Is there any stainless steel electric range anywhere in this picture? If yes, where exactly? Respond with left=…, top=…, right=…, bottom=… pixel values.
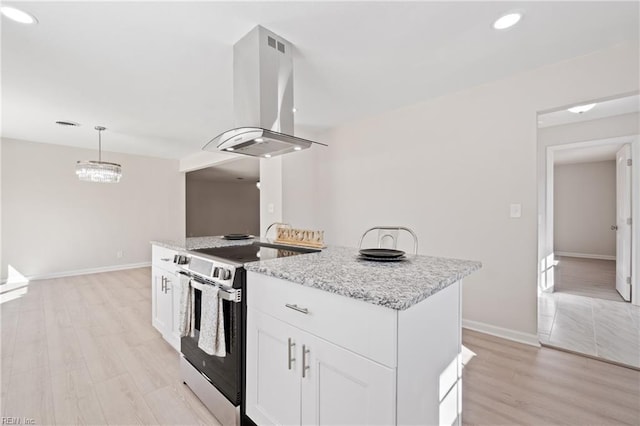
left=175, top=241, right=318, bottom=425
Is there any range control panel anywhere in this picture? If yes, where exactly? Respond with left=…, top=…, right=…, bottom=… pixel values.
left=175, top=254, right=236, bottom=286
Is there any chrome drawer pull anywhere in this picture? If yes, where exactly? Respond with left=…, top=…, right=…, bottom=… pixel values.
left=287, top=338, right=296, bottom=370
left=285, top=304, right=309, bottom=314
left=302, top=345, right=310, bottom=378
left=160, top=257, right=172, bottom=261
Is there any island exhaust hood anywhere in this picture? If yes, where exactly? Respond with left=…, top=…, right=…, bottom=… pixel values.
left=203, top=26, right=326, bottom=157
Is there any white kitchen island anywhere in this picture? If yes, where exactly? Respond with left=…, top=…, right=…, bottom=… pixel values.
left=244, top=247, right=481, bottom=426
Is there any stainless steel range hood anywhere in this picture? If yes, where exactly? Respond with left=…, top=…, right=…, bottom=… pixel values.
left=203, top=26, right=326, bottom=157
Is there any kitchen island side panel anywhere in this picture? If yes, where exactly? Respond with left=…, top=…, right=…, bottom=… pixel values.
left=396, top=281, right=462, bottom=425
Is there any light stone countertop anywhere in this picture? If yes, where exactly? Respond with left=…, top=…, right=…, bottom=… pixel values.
left=244, top=246, right=481, bottom=310
left=151, top=237, right=481, bottom=310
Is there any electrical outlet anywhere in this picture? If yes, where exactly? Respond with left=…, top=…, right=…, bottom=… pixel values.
left=116, top=250, right=124, bottom=258
left=510, top=204, right=522, bottom=218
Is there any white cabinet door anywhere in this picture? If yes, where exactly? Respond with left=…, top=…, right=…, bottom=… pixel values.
left=164, top=270, right=180, bottom=350
left=152, top=266, right=173, bottom=337
left=300, top=332, right=396, bottom=426
left=246, top=309, right=302, bottom=426
left=151, top=245, right=181, bottom=351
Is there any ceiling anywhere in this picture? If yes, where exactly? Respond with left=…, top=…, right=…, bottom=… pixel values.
left=186, top=157, right=260, bottom=182
left=2, top=1, right=638, bottom=159
left=539, top=94, right=640, bottom=128
left=553, top=143, right=624, bottom=165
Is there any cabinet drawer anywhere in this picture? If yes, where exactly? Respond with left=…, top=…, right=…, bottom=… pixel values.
left=247, top=272, right=397, bottom=368
left=152, top=245, right=178, bottom=271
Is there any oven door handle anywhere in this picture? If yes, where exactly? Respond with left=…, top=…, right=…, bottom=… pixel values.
left=180, top=272, right=242, bottom=303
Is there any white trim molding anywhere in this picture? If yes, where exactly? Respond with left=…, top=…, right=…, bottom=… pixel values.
left=462, top=319, right=541, bottom=347
left=1, top=262, right=151, bottom=284
left=555, top=251, right=616, bottom=261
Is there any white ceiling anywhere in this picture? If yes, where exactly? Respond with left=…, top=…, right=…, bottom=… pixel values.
left=539, top=94, right=640, bottom=128
left=2, top=1, right=638, bottom=159
left=553, top=144, right=623, bottom=165
left=186, top=157, right=260, bottom=182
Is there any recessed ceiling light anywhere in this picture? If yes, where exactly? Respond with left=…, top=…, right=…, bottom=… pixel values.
left=567, top=103, right=596, bottom=114
left=264, top=154, right=271, bottom=158
left=255, top=138, right=264, bottom=143
left=1, top=6, right=38, bottom=24
left=226, top=147, right=235, bottom=151
left=293, top=146, right=302, bottom=151
left=292, top=108, right=297, bottom=113
left=56, top=120, right=80, bottom=127
left=493, top=12, right=522, bottom=30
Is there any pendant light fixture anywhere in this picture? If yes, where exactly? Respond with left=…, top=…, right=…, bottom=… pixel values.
left=76, top=126, right=122, bottom=183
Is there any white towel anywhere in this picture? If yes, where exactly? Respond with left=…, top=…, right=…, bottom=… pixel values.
left=197, top=284, right=226, bottom=357
left=179, top=273, right=193, bottom=337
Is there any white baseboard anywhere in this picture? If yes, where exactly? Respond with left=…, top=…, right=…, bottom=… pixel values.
left=555, top=251, right=615, bottom=261
left=462, top=319, right=541, bottom=347
left=1, top=262, right=151, bottom=284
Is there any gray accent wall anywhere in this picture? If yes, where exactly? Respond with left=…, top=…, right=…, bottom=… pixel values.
left=186, top=178, right=259, bottom=237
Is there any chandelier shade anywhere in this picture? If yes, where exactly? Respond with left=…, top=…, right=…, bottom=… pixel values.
left=76, top=160, right=122, bottom=183
left=76, top=126, right=122, bottom=183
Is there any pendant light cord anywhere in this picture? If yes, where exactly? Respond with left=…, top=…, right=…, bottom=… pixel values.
left=98, top=128, right=102, bottom=162
left=95, top=125, right=106, bottom=162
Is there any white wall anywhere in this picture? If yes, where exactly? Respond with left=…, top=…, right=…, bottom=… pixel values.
left=186, top=178, right=259, bottom=237
left=260, top=157, right=283, bottom=237
left=1, top=138, right=184, bottom=280
left=554, top=161, right=616, bottom=257
left=281, top=42, right=639, bottom=339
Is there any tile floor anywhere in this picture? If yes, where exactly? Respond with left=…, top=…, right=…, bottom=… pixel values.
left=538, top=258, right=640, bottom=368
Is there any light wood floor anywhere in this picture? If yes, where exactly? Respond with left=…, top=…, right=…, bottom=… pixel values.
left=2, top=268, right=639, bottom=425
left=462, top=329, right=640, bottom=425
left=1, top=268, right=221, bottom=425
left=554, top=256, right=622, bottom=302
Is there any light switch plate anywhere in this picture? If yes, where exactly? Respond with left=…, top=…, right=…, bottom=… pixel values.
left=510, top=203, right=522, bottom=218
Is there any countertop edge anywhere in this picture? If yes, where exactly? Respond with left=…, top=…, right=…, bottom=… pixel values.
left=245, top=259, right=481, bottom=311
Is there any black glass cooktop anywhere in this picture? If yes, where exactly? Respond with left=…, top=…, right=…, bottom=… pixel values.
left=193, top=242, right=318, bottom=264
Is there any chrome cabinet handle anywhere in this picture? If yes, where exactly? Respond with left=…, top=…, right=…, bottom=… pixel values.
left=285, top=304, right=309, bottom=315
left=302, top=345, right=310, bottom=378
left=287, top=338, right=296, bottom=370
left=161, top=257, right=172, bottom=262
left=164, top=277, right=171, bottom=293
left=161, top=276, right=166, bottom=292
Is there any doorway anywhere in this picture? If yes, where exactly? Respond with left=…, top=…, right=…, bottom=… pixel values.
left=553, top=151, right=621, bottom=302
left=536, top=94, right=640, bottom=368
